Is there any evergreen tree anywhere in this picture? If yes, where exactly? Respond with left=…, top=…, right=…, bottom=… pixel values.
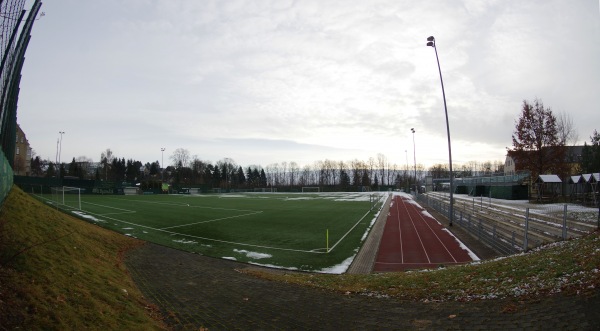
left=581, top=130, right=600, bottom=173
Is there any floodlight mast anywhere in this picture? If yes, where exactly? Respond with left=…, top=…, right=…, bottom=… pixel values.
left=426, top=36, right=454, bottom=226
left=411, top=128, right=417, bottom=196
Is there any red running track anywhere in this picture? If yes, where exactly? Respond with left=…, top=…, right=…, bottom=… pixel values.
left=374, top=194, right=477, bottom=272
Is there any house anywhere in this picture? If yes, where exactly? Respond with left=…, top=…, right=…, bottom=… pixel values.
left=13, top=124, right=32, bottom=176
left=504, top=146, right=584, bottom=177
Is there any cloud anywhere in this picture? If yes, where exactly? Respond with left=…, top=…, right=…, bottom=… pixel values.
left=17, top=0, right=600, bottom=169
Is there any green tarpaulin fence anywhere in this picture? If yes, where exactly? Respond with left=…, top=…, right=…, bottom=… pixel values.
left=0, top=150, right=14, bottom=204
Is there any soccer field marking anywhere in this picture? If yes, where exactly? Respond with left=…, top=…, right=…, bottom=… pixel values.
left=82, top=201, right=137, bottom=216
left=325, top=209, right=373, bottom=252
left=160, top=210, right=264, bottom=230
left=34, top=192, right=386, bottom=257
left=72, top=208, right=329, bottom=254
left=106, top=197, right=258, bottom=213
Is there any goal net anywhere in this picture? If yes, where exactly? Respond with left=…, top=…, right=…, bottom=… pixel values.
left=51, top=186, right=82, bottom=210
left=301, top=187, right=320, bottom=193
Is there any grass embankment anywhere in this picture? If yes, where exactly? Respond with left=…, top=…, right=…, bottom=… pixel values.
left=0, top=187, right=165, bottom=330
left=246, top=230, right=600, bottom=303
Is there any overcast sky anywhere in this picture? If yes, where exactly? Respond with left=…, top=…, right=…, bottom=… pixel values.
left=17, top=0, right=600, bottom=169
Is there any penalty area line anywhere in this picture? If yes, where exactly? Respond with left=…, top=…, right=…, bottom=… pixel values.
left=70, top=209, right=325, bottom=254
left=160, top=210, right=264, bottom=230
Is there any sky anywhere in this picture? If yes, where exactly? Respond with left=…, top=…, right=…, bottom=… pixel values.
left=16, top=0, right=600, bottom=170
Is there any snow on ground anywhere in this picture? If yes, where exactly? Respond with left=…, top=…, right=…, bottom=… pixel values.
left=174, top=239, right=198, bottom=244
left=71, top=211, right=105, bottom=223
left=441, top=228, right=481, bottom=261
left=233, top=249, right=272, bottom=260
left=317, top=256, right=356, bottom=274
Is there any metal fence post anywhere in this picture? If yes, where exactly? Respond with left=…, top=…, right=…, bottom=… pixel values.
left=562, top=204, right=567, bottom=240
left=511, top=231, right=516, bottom=253
left=524, top=207, right=530, bottom=251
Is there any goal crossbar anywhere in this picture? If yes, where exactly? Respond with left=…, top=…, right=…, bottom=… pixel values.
left=51, top=186, right=82, bottom=210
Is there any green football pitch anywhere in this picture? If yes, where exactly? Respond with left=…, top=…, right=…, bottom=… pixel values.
left=37, top=192, right=386, bottom=273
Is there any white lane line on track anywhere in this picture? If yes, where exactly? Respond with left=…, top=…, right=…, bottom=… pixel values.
left=411, top=201, right=459, bottom=263
left=400, top=197, right=431, bottom=264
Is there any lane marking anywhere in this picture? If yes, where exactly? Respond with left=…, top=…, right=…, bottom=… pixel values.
left=400, top=197, right=431, bottom=264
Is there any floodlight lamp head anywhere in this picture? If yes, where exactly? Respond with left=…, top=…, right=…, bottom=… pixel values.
left=426, top=36, right=435, bottom=47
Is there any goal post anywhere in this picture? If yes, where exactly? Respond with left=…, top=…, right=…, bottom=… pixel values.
left=51, top=186, right=82, bottom=210
left=301, top=187, right=320, bottom=193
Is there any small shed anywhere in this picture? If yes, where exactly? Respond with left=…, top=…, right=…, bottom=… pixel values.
left=581, top=174, right=599, bottom=206
left=594, top=173, right=600, bottom=206
left=534, top=174, right=562, bottom=202
left=568, top=175, right=583, bottom=202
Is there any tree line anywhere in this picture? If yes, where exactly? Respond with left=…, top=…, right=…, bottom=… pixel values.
left=24, top=97, right=599, bottom=190
left=26, top=147, right=506, bottom=191
left=507, top=98, right=599, bottom=179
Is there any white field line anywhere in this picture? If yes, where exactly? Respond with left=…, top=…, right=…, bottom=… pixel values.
left=326, top=209, right=373, bottom=253
left=106, top=197, right=258, bottom=213
left=160, top=210, right=264, bottom=230
left=83, top=201, right=137, bottom=216
left=70, top=208, right=327, bottom=254
left=38, top=193, right=382, bottom=255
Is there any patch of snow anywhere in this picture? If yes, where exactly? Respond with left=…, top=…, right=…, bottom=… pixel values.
left=222, top=256, right=237, bottom=261
left=174, top=239, right=198, bottom=244
left=72, top=211, right=104, bottom=222
left=247, top=262, right=299, bottom=271
left=441, top=228, right=481, bottom=261
left=317, top=255, right=355, bottom=274
left=234, top=249, right=272, bottom=259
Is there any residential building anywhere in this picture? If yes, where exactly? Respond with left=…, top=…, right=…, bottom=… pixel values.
left=14, top=124, right=32, bottom=176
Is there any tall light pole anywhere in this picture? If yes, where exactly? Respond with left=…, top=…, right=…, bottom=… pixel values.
left=161, top=147, right=165, bottom=181
left=58, top=131, right=65, bottom=178
left=427, top=35, right=453, bottom=226
left=405, top=149, right=409, bottom=192
left=411, top=128, right=417, bottom=195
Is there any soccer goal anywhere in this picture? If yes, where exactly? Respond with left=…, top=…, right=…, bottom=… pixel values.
left=301, top=187, right=320, bottom=193
left=51, top=186, right=82, bottom=210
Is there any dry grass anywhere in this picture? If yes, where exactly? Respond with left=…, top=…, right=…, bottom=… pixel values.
left=0, top=187, right=165, bottom=330
left=244, top=230, right=600, bottom=302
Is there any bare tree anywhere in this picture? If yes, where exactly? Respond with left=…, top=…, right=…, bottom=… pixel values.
left=170, top=148, right=191, bottom=169
left=100, top=148, right=114, bottom=180
left=377, top=153, right=387, bottom=186
left=289, top=161, right=299, bottom=187
left=556, top=111, right=578, bottom=146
